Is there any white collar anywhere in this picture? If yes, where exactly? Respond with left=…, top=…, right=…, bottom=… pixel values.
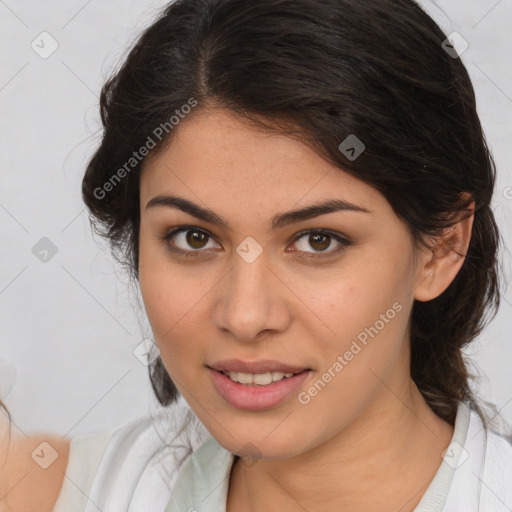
left=165, top=401, right=512, bottom=511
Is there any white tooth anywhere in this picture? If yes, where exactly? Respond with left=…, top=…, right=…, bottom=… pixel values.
left=224, top=370, right=296, bottom=385
left=271, top=371, right=285, bottom=381
left=253, top=372, right=273, bottom=385
left=236, top=372, right=254, bottom=384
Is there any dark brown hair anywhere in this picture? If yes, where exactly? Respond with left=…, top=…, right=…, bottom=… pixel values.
left=82, top=0, right=502, bottom=427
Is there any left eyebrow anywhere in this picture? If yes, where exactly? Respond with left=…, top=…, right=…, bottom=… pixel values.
left=145, top=194, right=372, bottom=232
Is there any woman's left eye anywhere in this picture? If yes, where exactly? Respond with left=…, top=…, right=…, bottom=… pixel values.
left=159, top=226, right=350, bottom=259
left=289, top=229, right=350, bottom=258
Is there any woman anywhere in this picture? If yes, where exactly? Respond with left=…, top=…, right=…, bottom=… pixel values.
left=1, top=0, right=511, bottom=510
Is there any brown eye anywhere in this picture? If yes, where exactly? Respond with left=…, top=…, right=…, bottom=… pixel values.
left=185, top=230, right=209, bottom=249
left=290, top=229, right=350, bottom=259
left=308, top=233, right=331, bottom=251
left=160, top=226, right=220, bottom=257
left=159, top=226, right=350, bottom=260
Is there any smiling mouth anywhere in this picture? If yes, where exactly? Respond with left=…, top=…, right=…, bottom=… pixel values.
left=207, top=366, right=312, bottom=411
left=219, top=369, right=307, bottom=386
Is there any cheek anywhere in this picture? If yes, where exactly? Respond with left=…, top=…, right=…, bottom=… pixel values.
left=320, top=259, right=408, bottom=340
left=139, top=273, right=204, bottom=388
left=139, top=236, right=181, bottom=347
left=299, top=286, right=409, bottom=436
left=313, top=251, right=412, bottom=385
left=138, top=235, right=209, bottom=376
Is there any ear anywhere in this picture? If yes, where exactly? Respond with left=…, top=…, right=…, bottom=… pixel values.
left=414, top=195, right=475, bottom=302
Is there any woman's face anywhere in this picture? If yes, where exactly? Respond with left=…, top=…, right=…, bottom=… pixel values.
left=138, top=108, right=427, bottom=458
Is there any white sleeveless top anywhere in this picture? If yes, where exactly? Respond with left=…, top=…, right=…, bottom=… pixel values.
left=52, top=396, right=512, bottom=512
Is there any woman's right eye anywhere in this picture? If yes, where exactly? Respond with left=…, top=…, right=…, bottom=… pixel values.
left=159, top=226, right=220, bottom=257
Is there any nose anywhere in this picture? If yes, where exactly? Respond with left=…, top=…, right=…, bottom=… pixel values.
left=212, top=249, right=291, bottom=343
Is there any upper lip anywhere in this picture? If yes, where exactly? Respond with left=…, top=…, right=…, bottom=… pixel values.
left=208, top=359, right=309, bottom=374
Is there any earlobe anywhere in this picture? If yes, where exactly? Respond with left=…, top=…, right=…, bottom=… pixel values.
left=414, top=199, right=475, bottom=303
left=413, top=250, right=437, bottom=302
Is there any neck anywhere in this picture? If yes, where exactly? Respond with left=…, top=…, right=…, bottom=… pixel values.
left=227, top=380, right=454, bottom=512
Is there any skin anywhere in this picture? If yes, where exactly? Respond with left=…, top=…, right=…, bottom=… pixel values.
left=0, top=415, right=70, bottom=512
left=0, top=107, right=474, bottom=512
left=137, top=107, right=474, bottom=512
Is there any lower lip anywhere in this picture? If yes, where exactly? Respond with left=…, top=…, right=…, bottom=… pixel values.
left=208, top=367, right=311, bottom=411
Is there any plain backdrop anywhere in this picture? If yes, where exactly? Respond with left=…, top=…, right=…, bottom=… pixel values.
left=1, top=0, right=511, bottom=438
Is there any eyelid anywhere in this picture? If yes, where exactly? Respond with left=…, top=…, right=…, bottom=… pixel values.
left=288, top=228, right=351, bottom=258
left=159, top=225, right=351, bottom=258
left=158, top=225, right=221, bottom=256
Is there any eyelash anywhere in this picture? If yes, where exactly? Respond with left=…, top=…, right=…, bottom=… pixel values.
left=158, top=225, right=351, bottom=260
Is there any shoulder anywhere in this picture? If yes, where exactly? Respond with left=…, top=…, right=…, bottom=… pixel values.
left=1, top=400, right=210, bottom=512
left=466, top=408, right=512, bottom=510
left=57, top=399, right=211, bottom=511
left=484, top=427, right=512, bottom=467
left=0, top=429, right=70, bottom=512
left=466, top=407, right=512, bottom=471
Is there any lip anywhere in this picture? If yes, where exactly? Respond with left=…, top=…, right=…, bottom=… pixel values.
left=208, top=367, right=311, bottom=411
left=207, top=358, right=309, bottom=374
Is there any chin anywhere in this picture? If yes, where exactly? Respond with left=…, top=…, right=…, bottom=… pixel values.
left=207, top=421, right=306, bottom=461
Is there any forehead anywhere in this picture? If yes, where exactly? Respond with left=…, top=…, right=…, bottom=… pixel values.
left=139, top=109, right=387, bottom=218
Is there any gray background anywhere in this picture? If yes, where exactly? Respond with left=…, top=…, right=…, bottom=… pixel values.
left=1, top=0, right=511, bottom=438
